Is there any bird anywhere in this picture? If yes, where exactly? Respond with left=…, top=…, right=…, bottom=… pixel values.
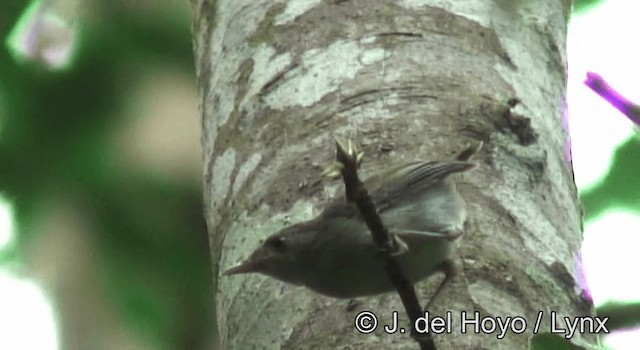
left=224, top=142, right=480, bottom=304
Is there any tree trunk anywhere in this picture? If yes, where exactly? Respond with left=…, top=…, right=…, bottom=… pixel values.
left=191, top=0, right=596, bottom=348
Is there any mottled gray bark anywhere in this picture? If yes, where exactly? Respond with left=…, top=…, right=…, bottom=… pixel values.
left=191, top=0, right=596, bottom=349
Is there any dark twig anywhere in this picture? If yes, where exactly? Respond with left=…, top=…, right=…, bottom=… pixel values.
left=584, top=72, right=640, bottom=126
left=334, top=140, right=436, bottom=350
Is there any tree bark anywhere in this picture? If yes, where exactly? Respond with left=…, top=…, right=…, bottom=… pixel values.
left=191, top=0, right=596, bottom=348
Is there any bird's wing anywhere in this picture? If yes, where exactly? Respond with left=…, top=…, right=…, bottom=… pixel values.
left=372, top=161, right=475, bottom=212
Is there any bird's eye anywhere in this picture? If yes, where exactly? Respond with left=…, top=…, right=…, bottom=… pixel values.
left=266, top=236, right=286, bottom=251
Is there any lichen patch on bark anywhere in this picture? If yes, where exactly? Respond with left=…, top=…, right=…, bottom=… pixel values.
left=262, top=40, right=386, bottom=109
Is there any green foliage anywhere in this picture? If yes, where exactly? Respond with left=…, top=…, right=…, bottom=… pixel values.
left=580, top=137, right=640, bottom=220
left=597, top=301, right=640, bottom=332
left=529, top=333, right=595, bottom=350
left=574, top=0, right=606, bottom=14
left=0, top=1, right=212, bottom=349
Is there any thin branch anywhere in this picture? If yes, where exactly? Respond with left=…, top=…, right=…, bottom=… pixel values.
left=334, top=140, right=436, bottom=350
left=584, top=72, right=640, bottom=126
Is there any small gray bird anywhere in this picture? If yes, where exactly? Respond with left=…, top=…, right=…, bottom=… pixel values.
left=224, top=144, right=479, bottom=301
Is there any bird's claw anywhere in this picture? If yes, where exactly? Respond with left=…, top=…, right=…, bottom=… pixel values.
left=335, top=137, right=365, bottom=168
left=322, top=161, right=344, bottom=178
left=386, top=233, right=409, bottom=256
left=325, top=137, right=365, bottom=178
left=445, top=230, right=463, bottom=241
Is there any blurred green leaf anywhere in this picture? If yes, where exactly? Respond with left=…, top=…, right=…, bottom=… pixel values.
left=0, top=0, right=212, bottom=349
left=597, top=301, right=640, bottom=332
left=580, top=136, right=640, bottom=221
left=574, top=0, right=606, bottom=14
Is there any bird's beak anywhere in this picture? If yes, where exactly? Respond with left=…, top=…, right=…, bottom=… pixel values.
left=222, top=259, right=262, bottom=276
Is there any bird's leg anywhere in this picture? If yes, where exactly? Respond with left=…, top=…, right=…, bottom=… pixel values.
left=391, top=229, right=463, bottom=240
left=384, top=228, right=462, bottom=256
left=445, top=230, right=463, bottom=241
left=424, top=259, right=456, bottom=311
left=388, top=233, right=409, bottom=256
left=374, top=233, right=409, bottom=257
